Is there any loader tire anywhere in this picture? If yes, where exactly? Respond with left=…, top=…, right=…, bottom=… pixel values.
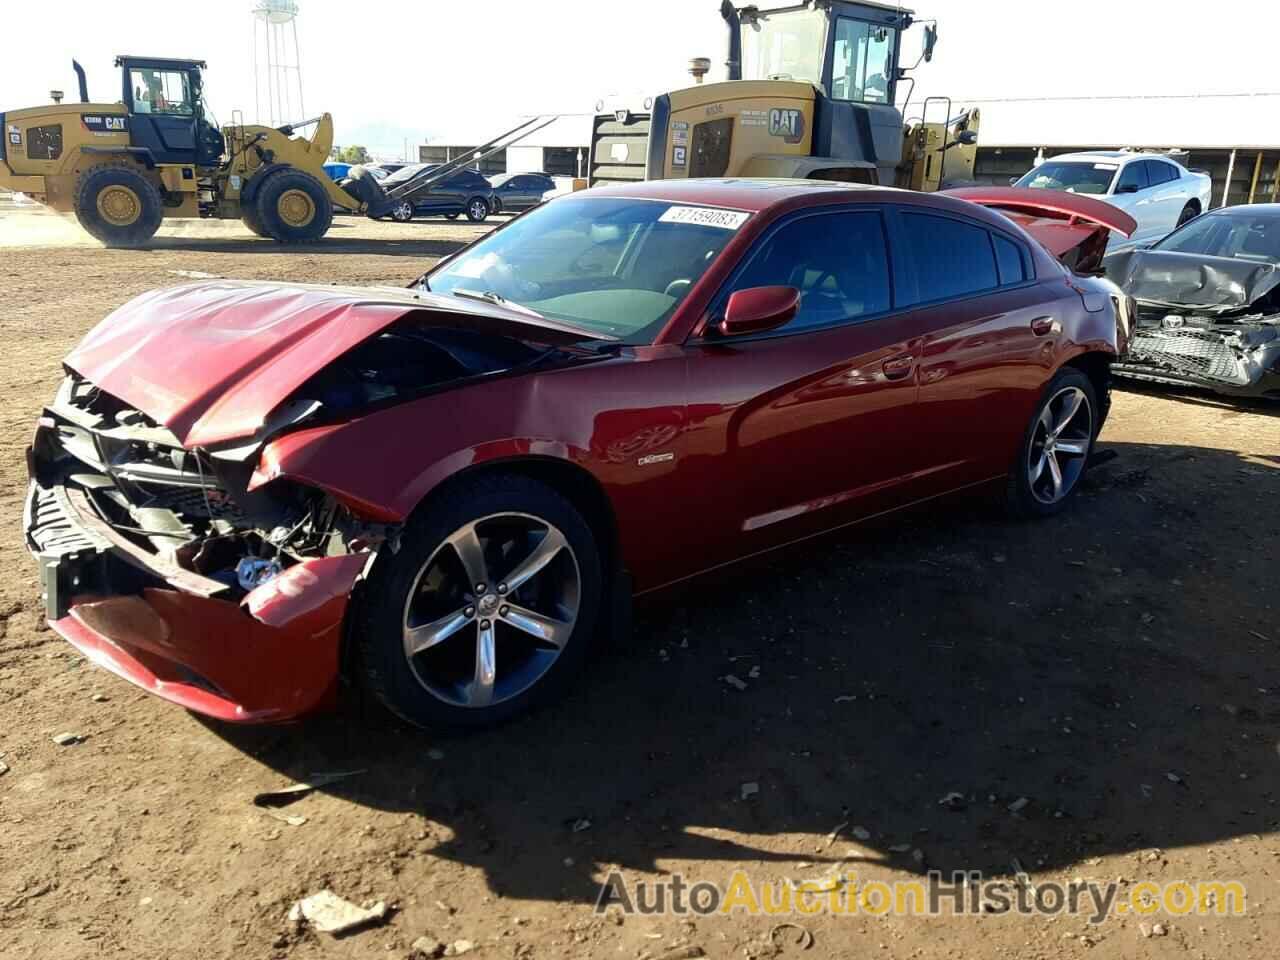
left=74, top=165, right=164, bottom=248
left=240, top=205, right=270, bottom=238
left=255, top=169, right=333, bottom=243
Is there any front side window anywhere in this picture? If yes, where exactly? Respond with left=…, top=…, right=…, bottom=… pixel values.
left=130, top=69, right=193, bottom=116
left=728, top=211, right=891, bottom=332
left=900, top=213, right=999, bottom=303
left=831, top=18, right=896, bottom=103
left=428, top=197, right=744, bottom=343
left=740, top=7, right=828, bottom=85
left=1015, top=161, right=1117, bottom=196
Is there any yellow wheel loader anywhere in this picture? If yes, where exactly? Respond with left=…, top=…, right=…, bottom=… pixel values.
left=0, top=56, right=365, bottom=246
left=589, top=1, right=979, bottom=192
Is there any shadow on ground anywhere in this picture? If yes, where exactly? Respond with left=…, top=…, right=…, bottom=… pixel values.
left=207, top=439, right=1280, bottom=905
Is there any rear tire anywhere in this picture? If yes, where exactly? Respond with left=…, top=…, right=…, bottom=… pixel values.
left=74, top=164, right=163, bottom=248
left=1176, top=202, right=1200, bottom=227
left=390, top=200, right=414, bottom=223
left=255, top=169, right=333, bottom=243
left=465, top=197, right=489, bottom=223
left=357, top=474, right=602, bottom=730
left=1006, top=367, right=1098, bottom=519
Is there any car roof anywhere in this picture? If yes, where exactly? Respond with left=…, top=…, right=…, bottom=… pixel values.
left=1203, top=203, right=1280, bottom=218
left=579, top=178, right=895, bottom=213
left=1047, top=151, right=1182, bottom=166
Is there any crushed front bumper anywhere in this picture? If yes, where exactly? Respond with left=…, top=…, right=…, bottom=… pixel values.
left=24, top=474, right=368, bottom=723
left=1113, top=322, right=1280, bottom=399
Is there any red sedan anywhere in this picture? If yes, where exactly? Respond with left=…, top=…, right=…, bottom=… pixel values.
left=25, top=179, right=1133, bottom=729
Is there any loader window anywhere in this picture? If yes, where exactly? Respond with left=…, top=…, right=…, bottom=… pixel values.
left=832, top=18, right=896, bottom=104
left=130, top=69, right=193, bottom=116
left=740, top=7, right=827, bottom=85
left=27, top=124, right=63, bottom=161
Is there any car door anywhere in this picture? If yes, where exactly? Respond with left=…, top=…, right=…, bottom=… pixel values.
left=680, top=206, right=926, bottom=564
left=1143, top=159, right=1186, bottom=238
left=1111, top=160, right=1154, bottom=245
left=894, top=207, right=1072, bottom=494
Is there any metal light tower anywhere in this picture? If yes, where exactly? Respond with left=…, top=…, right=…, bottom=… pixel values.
left=251, top=0, right=304, bottom=127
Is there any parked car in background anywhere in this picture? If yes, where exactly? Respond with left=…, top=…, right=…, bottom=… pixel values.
left=371, top=162, right=408, bottom=176
left=1015, top=152, right=1213, bottom=252
left=323, top=162, right=352, bottom=182
left=488, top=172, right=556, bottom=213
left=1106, top=204, right=1280, bottom=399
left=25, top=179, right=1128, bottom=730
left=360, top=164, right=496, bottom=223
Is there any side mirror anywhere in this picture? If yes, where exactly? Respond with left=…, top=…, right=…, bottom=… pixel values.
left=1009, top=176, right=1020, bottom=186
left=718, top=285, right=800, bottom=337
left=1115, top=184, right=1139, bottom=195
left=923, top=25, right=938, bottom=63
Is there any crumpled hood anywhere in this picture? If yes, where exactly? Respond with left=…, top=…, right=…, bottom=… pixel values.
left=1104, top=249, right=1280, bottom=314
left=65, top=280, right=594, bottom=448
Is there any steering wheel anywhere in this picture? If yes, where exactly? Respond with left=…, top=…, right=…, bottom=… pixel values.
left=663, top=278, right=692, bottom=298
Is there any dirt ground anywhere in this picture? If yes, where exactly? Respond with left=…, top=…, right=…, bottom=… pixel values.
left=0, top=205, right=1278, bottom=960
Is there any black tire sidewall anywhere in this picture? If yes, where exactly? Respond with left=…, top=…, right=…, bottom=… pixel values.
left=256, top=169, right=334, bottom=242
left=1007, top=367, right=1099, bottom=519
left=74, top=165, right=163, bottom=247
left=357, top=474, right=602, bottom=729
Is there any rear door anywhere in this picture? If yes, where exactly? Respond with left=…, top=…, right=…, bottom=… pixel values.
left=1143, top=159, right=1186, bottom=238
left=894, top=207, right=1070, bottom=492
left=681, top=206, right=926, bottom=563
left=1112, top=160, right=1155, bottom=244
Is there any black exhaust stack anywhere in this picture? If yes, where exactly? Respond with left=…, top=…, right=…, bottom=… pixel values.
left=72, top=60, right=89, bottom=103
left=721, top=1, right=742, bottom=81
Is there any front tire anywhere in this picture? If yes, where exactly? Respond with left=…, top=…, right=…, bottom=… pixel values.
left=357, top=474, right=602, bottom=729
left=465, top=197, right=489, bottom=223
left=1006, top=367, right=1098, bottom=518
left=74, top=165, right=164, bottom=248
left=255, top=169, right=334, bottom=243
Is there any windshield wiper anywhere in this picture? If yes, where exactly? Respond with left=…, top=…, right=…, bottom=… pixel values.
left=451, top=287, right=546, bottom=321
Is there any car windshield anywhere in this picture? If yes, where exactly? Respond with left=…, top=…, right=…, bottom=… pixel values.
left=382, top=164, right=436, bottom=186
left=427, top=196, right=747, bottom=343
left=1153, top=212, right=1280, bottom=263
left=1016, top=161, right=1118, bottom=195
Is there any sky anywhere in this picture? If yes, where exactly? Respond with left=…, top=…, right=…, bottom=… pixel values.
left=2, top=1, right=1276, bottom=160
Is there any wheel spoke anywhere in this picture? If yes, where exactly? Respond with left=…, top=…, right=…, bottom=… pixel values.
left=469, top=620, right=497, bottom=706
left=448, top=522, right=489, bottom=591
left=1051, top=390, right=1084, bottom=438
left=1038, top=405, right=1054, bottom=436
left=1055, top=438, right=1089, bottom=456
left=501, top=528, right=567, bottom=594
left=501, top=603, right=573, bottom=649
left=404, top=606, right=472, bottom=656
left=1032, top=451, right=1049, bottom=482
left=1047, top=452, right=1064, bottom=500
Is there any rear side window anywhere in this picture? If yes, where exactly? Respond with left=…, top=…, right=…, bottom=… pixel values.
left=900, top=212, right=998, bottom=302
left=992, top=234, right=1027, bottom=285
left=731, top=210, right=891, bottom=332
left=1144, top=160, right=1180, bottom=185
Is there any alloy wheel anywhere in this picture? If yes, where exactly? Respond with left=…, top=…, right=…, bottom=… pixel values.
left=1027, top=386, right=1093, bottom=505
left=402, top=513, right=580, bottom=708
left=469, top=199, right=487, bottom=220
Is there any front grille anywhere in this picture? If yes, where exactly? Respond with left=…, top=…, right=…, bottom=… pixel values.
left=590, top=113, right=651, bottom=186
left=1128, top=328, right=1244, bottom=384
left=26, top=483, right=106, bottom=556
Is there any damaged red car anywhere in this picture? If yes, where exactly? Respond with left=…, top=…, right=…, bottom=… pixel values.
left=25, top=179, right=1132, bottom=729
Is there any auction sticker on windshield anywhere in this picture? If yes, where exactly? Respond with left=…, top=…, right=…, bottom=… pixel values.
left=659, top=206, right=750, bottom=230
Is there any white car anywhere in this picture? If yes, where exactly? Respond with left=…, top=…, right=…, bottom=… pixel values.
left=1014, top=151, right=1213, bottom=252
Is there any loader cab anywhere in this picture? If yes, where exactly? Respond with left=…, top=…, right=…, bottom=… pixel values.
left=116, top=56, right=224, bottom=167
left=732, top=1, right=910, bottom=106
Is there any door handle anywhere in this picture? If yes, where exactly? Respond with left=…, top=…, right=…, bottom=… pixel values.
left=1030, top=316, right=1056, bottom=336
left=881, top=353, right=915, bottom=380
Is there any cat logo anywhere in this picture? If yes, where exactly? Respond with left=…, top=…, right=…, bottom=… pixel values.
left=768, top=108, right=805, bottom=145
